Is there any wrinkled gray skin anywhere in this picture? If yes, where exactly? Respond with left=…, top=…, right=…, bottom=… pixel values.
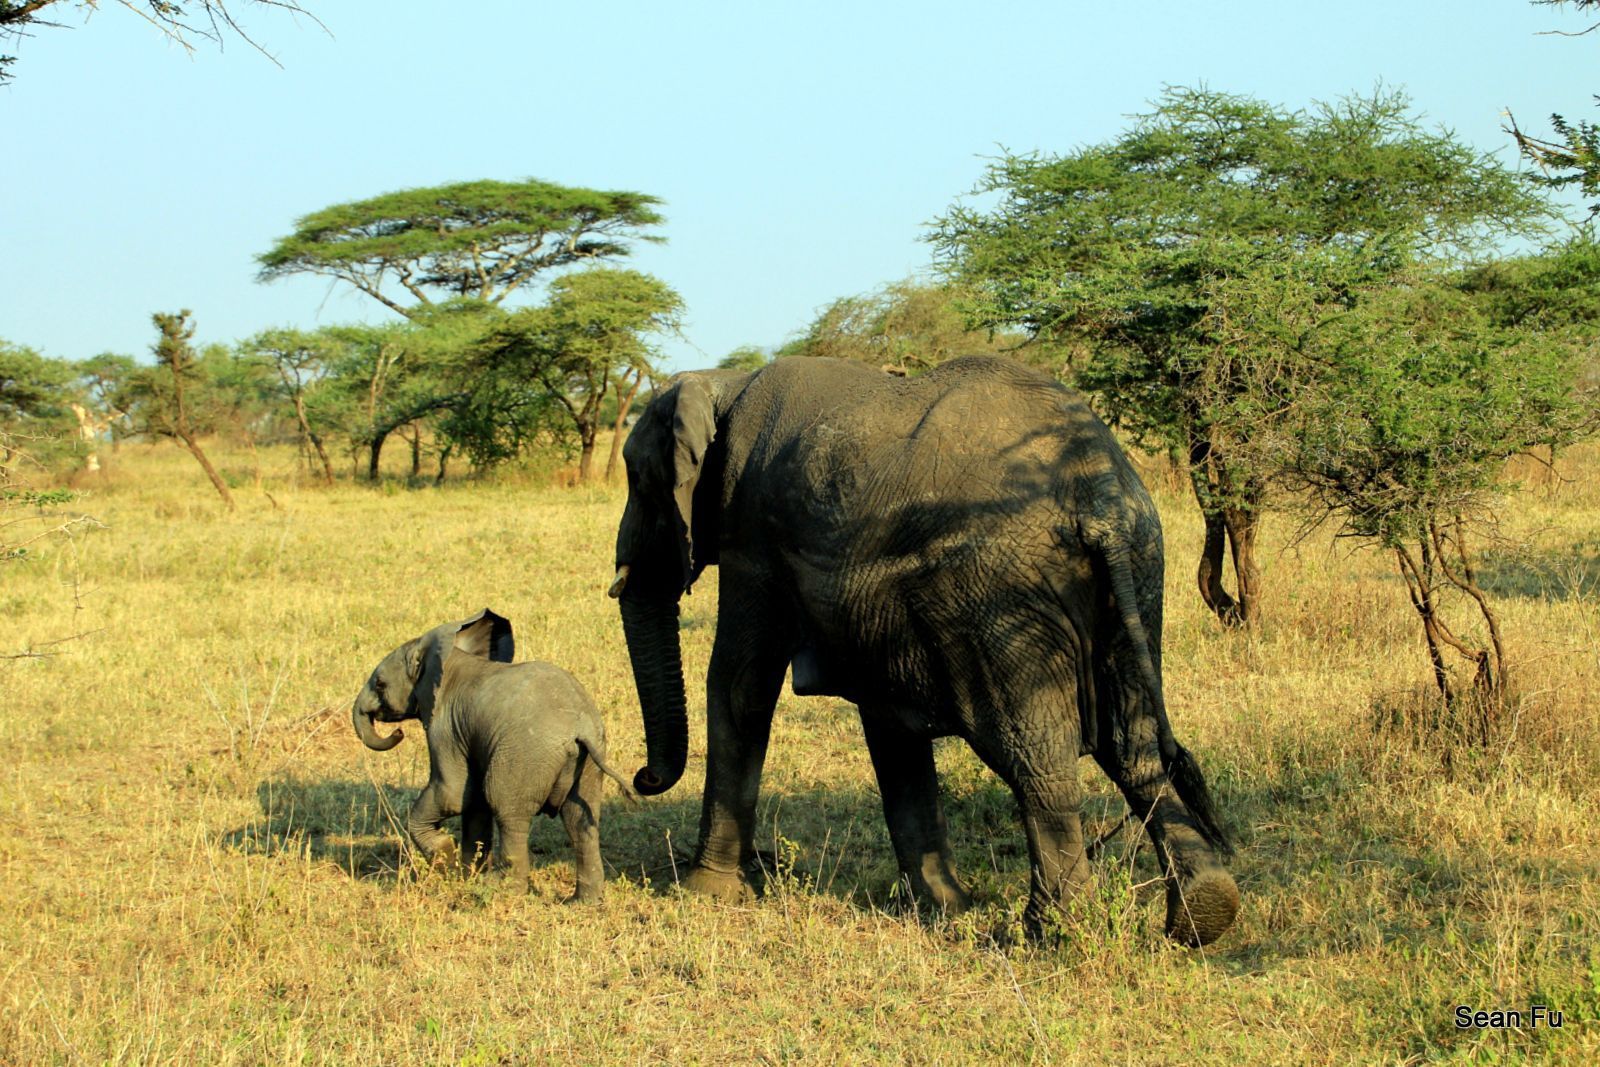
left=612, top=356, right=1239, bottom=945
left=352, top=609, right=633, bottom=902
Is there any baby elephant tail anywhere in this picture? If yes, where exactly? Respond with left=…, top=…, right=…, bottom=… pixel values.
left=577, top=736, right=641, bottom=808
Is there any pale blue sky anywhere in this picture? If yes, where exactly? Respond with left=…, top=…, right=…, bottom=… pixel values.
left=3, top=1, right=1595, bottom=372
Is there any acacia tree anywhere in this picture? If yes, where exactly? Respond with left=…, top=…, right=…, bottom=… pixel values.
left=256, top=180, right=665, bottom=320
left=931, top=86, right=1550, bottom=627
left=780, top=279, right=1027, bottom=374
left=140, top=310, right=235, bottom=510
left=239, top=328, right=340, bottom=484
left=317, top=320, right=459, bottom=480
left=0, top=340, right=71, bottom=425
left=463, top=269, right=682, bottom=482
left=1253, top=261, right=1592, bottom=739
left=716, top=345, right=772, bottom=373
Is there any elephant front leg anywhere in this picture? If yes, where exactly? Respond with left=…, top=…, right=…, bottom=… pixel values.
left=859, top=710, right=970, bottom=914
left=686, top=625, right=789, bottom=902
left=406, top=780, right=464, bottom=870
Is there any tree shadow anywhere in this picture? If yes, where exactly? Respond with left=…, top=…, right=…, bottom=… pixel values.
left=1476, top=538, right=1600, bottom=602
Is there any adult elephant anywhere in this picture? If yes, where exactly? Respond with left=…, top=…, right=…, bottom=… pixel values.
left=609, top=355, right=1239, bottom=945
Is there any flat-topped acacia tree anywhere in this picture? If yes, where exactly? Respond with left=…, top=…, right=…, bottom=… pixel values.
left=256, top=179, right=666, bottom=319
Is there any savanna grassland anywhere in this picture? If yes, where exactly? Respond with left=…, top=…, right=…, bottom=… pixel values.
left=2, top=439, right=1598, bottom=1065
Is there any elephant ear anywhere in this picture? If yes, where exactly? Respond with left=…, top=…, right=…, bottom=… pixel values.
left=453, top=609, right=515, bottom=663
left=670, top=375, right=717, bottom=588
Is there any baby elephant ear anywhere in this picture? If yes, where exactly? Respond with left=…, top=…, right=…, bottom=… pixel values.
left=454, top=609, right=515, bottom=663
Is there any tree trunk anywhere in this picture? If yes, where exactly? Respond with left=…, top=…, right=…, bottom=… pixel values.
left=1188, top=434, right=1243, bottom=626
left=368, top=433, right=387, bottom=481
left=289, top=389, right=334, bottom=486
left=578, top=430, right=596, bottom=484
left=1430, top=518, right=1509, bottom=729
left=158, top=311, right=234, bottom=511
left=407, top=424, right=422, bottom=478
left=176, top=430, right=236, bottom=511
left=435, top=443, right=452, bottom=485
left=606, top=370, right=644, bottom=482
left=310, top=431, right=335, bottom=487
left=1395, top=542, right=1453, bottom=707
left=241, top=427, right=264, bottom=490
left=1222, top=505, right=1262, bottom=627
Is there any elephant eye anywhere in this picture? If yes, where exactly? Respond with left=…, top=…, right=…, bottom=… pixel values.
left=374, top=678, right=387, bottom=694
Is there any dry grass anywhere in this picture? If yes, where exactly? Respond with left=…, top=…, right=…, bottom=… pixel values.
left=1, top=439, right=1596, bottom=1064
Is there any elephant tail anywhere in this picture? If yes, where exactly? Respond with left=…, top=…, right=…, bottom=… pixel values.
left=1100, top=544, right=1234, bottom=859
left=577, top=734, right=641, bottom=807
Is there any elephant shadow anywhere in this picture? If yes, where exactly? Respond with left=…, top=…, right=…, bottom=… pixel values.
left=217, top=764, right=1258, bottom=937
left=219, top=776, right=694, bottom=885
left=217, top=768, right=1119, bottom=909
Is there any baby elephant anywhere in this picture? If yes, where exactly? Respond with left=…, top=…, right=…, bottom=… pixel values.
left=352, top=608, right=632, bottom=901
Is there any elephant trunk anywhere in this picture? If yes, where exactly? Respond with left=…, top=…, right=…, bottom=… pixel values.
left=352, top=698, right=404, bottom=752
left=618, top=595, right=688, bottom=796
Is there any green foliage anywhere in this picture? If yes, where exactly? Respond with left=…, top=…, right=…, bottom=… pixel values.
left=123, top=333, right=241, bottom=440
left=257, top=180, right=666, bottom=318
left=0, top=339, right=75, bottom=423
left=457, top=269, right=682, bottom=476
left=931, top=85, right=1556, bottom=625
left=932, top=86, right=1549, bottom=455
left=780, top=279, right=1027, bottom=374
left=716, top=345, right=772, bottom=372
left=1261, top=273, right=1589, bottom=547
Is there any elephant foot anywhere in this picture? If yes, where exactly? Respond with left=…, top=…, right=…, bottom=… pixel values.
left=683, top=865, right=756, bottom=903
left=904, top=861, right=972, bottom=915
left=416, top=839, right=458, bottom=873
left=1164, top=867, right=1240, bottom=947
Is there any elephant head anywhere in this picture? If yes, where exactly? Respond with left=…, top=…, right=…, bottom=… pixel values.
left=351, top=609, right=515, bottom=751
left=609, top=371, right=747, bottom=796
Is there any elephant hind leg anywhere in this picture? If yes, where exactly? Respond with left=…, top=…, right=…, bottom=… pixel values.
left=1010, top=769, right=1092, bottom=938
left=859, top=709, right=970, bottom=914
left=459, top=790, right=494, bottom=876
left=966, top=723, right=1091, bottom=939
left=1092, top=722, right=1238, bottom=946
left=494, top=809, right=534, bottom=891
left=560, top=757, right=604, bottom=903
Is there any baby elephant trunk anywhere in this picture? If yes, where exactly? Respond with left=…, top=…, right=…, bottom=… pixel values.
left=351, top=696, right=404, bottom=751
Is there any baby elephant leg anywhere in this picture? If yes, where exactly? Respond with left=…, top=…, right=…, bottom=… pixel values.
left=407, top=780, right=465, bottom=869
left=561, top=754, right=605, bottom=903
left=495, top=809, right=533, bottom=889
left=460, top=792, right=494, bottom=876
